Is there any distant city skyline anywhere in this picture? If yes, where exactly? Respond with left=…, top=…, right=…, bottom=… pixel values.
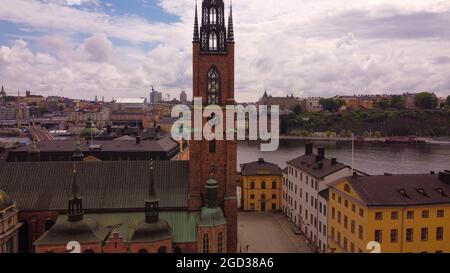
left=0, top=0, right=450, bottom=102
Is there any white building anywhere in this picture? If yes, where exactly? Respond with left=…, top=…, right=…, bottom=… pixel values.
left=282, top=144, right=353, bottom=253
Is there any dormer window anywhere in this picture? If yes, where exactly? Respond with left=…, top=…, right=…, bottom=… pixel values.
left=397, top=188, right=409, bottom=198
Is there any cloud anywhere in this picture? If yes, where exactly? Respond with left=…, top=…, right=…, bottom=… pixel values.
left=0, top=0, right=450, bottom=102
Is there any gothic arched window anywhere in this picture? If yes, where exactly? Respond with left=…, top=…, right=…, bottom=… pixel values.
left=210, top=8, right=216, bottom=24
left=209, top=32, right=217, bottom=51
left=217, top=232, right=224, bottom=253
left=207, top=65, right=220, bottom=104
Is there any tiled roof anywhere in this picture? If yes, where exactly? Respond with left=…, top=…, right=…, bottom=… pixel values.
left=0, top=161, right=189, bottom=211
left=241, top=159, right=282, bottom=176
left=338, top=173, right=450, bottom=206
left=13, top=139, right=178, bottom=153
left=287, top=154, right=348, bottom=179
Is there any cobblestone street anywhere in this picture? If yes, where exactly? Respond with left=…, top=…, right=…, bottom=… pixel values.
left=238, top=212, right=313, bottom=253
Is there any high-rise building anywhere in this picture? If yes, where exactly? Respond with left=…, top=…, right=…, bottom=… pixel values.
left=189, top=0, right=238, bottom=252
left=180, top=90, right=187, bottom=104
left=150, top=87, right=162, bottom=104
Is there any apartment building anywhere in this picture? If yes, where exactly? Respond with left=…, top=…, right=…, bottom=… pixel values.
left=282, top=144, right=353, bottom=252
left=328, top=171, right=450, bottom=253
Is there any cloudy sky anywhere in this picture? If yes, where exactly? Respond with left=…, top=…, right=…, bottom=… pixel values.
left=0, top=0, right=449, bottom=102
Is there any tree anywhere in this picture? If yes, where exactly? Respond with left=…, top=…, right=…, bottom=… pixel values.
left=319, top=98, right=344, bottom=112
left=447, top=95, right=450, bottom=107
left=293, top=104, right=302, bottom=115
left=376, top=99, right=390, bottom=109
left=390, top=95, right=405, bottom=109
left=415, top=92, right=438, bottom=109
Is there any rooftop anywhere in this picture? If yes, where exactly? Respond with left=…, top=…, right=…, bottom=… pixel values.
left=241, top=158, right=282, bottom=176
left=0, top=161, right=189, bottom=211
left=336, top=172, right=450, bottom=206
left=287, top=154, right=348, bottom=179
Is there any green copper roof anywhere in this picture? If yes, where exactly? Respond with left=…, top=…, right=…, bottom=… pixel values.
left=198, top=207, right=226, bottom=227
left=79, top=211, right=200, bottom=243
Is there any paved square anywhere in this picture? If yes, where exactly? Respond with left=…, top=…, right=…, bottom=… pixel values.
left=238, top=212, right=313, bottom=253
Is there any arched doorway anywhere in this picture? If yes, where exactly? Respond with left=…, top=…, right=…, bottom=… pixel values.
left=18, top=221, right=29, bottom=253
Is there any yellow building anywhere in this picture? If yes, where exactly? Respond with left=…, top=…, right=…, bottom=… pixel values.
left=328, top=171, right=450, bottom=253
left=241, top=158, right=282, bottom=212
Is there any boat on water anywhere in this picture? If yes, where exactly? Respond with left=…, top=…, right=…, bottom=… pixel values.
left=385, top=136, right=426, bottom=144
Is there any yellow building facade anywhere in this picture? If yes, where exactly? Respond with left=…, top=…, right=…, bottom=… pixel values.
left=328, top=173, right=450, bottom=253
left=241, top=159, right=282, bottom=212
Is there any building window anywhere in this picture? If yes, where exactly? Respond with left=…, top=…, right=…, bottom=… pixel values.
left=375, top=212, right=383, bottom=220
left=250, top=194, right=255, bottom=200
left=261, top=181, right=266, bottom=189
left=421, top=228, right=428, bottom=241
left=436, top=227, right=444, bottom=241
left=209, top=32, right=217, bottom=50
left=391, top=211, right=399, bottom=220
left=272, top=194, right=276, bottom=200
left=250, top=181, right=255, bottom=189
left=203, top=233, right=209, bottom=253
left=218, top=232, right=224, bottom=253
left=437, top=210, right=444, bottom=218
left=390, top=229, right=398, bottom=243
left=272, top=203, right=276, bottom=210
left=407, top=211, right=414, bottom=219
left=344, top=216, right=348, bottom=229
left=337, top=211, right=341, bottom=224
left=332, top=193, right=335, bottom=200
left=343, top=237, right=348, bottom=251
left=358, top=225, right=363, bottom=240
left=359, top=208, right=364, bottom=217
left=209, top=8, right=216, bottom=24
left=344, top=184, right=351, bottom=193
left=351, top=220, right=355, bottom=234
left=406, top=228, right=414, bottom=242
left=331, top=207, right=335, bottom=219
left=158, top=246, right=167, bottom=253
left=351, top=204, right=356, bottom=212
left=323, top=205, right=327, bottom=216
left=374, top=230, right=382, bottom=243
left=338, top=196, right=342, bottom=204
left=344, top=200, right=348, bottom=208
left=207, top=65, right=220, bottom=104
left=422, top=210, right=429, bottom=219
left=209, top=140, right=216, bottom=153
left=272, top=181, right=277, bottom=189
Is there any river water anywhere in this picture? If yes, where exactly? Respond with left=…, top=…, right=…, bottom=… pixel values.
left=237, top=140, right=450, bottom=175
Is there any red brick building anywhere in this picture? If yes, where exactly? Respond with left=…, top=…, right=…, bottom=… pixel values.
left=0, top=1, right=237, bottom=253
left=189, top=0, right=238, bottom=253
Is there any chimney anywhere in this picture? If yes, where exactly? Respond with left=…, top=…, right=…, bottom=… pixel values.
left=315, top=155, right=322, bottom=163
left=331, top=158, right=337, bottom=165
left=136, top=136, right=141, bottom=145
left=318, top=161, right=323, bottom=169
left=317, top=147, right=325, bottom=158
left=305, top=143, right=313, bottom=155
left=258, top=158, right=265, bottom=163
left=439, top=171, right=450, bottom=184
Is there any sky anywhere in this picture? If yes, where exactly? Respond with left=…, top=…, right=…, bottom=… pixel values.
left=0, top=0, right=450, bottom=102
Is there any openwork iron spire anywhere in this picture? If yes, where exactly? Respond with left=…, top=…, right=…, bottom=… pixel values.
left=193, top=0, right=200, bottom=42
left=227, top=1, right=234, bottom=42
left=68, top=162, right=83, bottom=222
left=145, top=160, right=160, bottom=223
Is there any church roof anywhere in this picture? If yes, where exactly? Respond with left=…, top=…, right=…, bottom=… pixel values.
left=129, top=219, right=172, bottom=243
left=0, top=161, right=189, bottom=212
left=33, top=217, right=110, bottom=246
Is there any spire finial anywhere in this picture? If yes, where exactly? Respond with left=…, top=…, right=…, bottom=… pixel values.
left=68, top=161, right=83, bottom=222
left=193, top=0, right=199, bottom=42
left=227, top=0, right=234, bottom=42
left=145, top=159, right=160, bottom=223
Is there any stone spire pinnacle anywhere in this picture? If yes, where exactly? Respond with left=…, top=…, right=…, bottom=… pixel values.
left=227, top=0, right=234, bottom=42
left=193, top=0, right=200, bottom=42
left=145, top=160, right=160, bottom=223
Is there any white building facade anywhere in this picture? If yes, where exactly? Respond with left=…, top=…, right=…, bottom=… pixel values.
left=282, top=144, right=352, bottom=253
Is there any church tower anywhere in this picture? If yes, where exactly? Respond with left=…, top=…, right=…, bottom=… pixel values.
left=190, top=0, right=237, bottom=252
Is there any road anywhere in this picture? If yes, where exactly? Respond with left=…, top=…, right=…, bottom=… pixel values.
left=237, top=212, right=313, bottom=253
left=30, top=127, right=55, bottom=141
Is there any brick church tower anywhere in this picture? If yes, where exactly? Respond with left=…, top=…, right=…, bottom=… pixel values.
left=189, top=0, right=237, bottom=252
